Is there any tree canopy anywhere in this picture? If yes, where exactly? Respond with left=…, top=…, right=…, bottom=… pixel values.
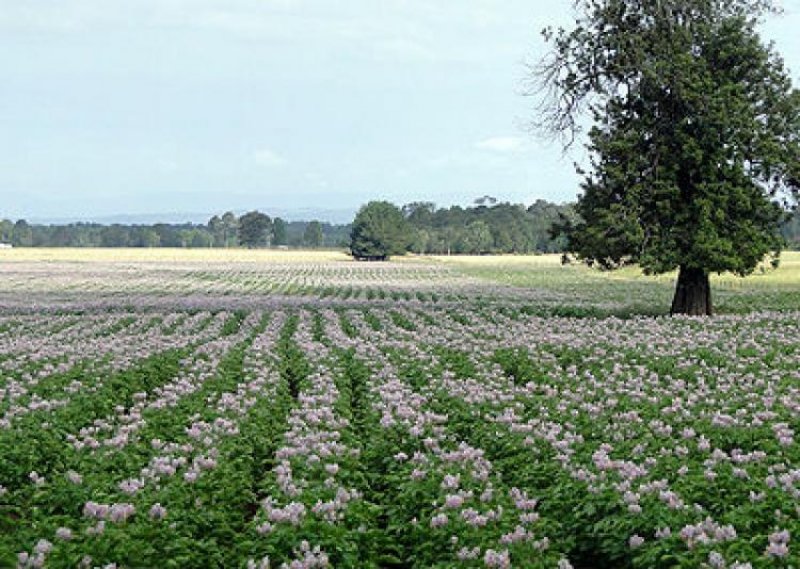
left=237, top=211, right=272, bottom=248
left=273, top=217, right=288, bottom=246
left=349, top=201, right=410, bottom=260
left=536, top=0, right=800, bottom=315
left=303, top=221, right=324, bottom=247
left=404, top=200, right=577, bottom=254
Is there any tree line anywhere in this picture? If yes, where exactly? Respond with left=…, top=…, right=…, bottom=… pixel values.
left=402, top=199, right=578, bottom=255
left=0, top=214, right=350, bottom=249
left=0, top=200, right=577, bottom=253
left=3, top=200, right=798, bottom=254
left=350, top=198, right=800, bottom=260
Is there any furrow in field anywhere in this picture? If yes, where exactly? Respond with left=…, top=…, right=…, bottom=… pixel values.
left=0, top=313, right=201, bottom=417
left=388, top=309, right=800, bottom=568
left=242, top=309, right=387, bottom=568
left=0, top=311, right=210, bottom=395
left=0, top=312, right=224, bottom=429
left=10, top=313, right=290, bottom=569
left=304, top=309, right=568, bottom=568
left=63, top=312, right=263, bottom=480
left=0, top=312, right=231, bottom=494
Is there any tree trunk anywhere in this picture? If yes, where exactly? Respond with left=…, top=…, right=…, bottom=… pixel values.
left=670, top=266, right=712, bottom=316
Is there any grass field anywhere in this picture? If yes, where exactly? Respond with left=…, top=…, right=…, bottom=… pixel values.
left=0, top=249, right=798, bottom=568
left=435, top=251, right=800, bottom=315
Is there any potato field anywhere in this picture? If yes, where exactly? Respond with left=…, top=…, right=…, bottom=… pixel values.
left=1, top=250, right=799, bottom=568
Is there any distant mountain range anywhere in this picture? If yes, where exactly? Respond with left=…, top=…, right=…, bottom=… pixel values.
left=30, top=207, right=356, bottom=226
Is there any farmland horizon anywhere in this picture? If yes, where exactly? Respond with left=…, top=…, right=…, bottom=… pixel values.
left=1, top=247, right=799, bottom=567
left=3, top=1, right=800, bottom=566
left=14, top=195, right=580, bottom=227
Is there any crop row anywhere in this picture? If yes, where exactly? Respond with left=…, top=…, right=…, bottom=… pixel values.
left=1, top=306, right=798, bottom=567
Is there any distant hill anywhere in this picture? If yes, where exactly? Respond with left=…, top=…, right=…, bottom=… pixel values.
left=31, top=207, right=356, bottom=226
left=30, top=213, right=213, bottom=226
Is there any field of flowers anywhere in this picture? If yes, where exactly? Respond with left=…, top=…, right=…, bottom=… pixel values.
left=0, top=249, right=798, bottom=568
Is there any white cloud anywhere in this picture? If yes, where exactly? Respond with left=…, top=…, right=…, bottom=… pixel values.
left=475, top=136, right=526, bottom=153
left=253, top=148, right=287, bottom=167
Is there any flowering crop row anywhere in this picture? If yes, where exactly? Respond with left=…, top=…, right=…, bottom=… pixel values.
left=1, top=303, right=798, bottom=568
left=0, top=258, right=482, bottom=313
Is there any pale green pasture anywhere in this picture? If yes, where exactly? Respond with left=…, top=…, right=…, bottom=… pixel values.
left=431, top=251, right=800, bottom=314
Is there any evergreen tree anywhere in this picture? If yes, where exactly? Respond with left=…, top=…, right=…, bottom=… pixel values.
left=207, top=215, right=225, bottom=247
left=536, top=0, right=800, bottom=315
left=12, top=220, right=33, bottom=247
left=273, top=217, right=288, bottom=246
left=220, top=211, right=239, bottom=247
left=350, top=201, right=409, bottom=260
left=303, top=221, right=324, bottom=247
left=0, top=219, right=14, bottom=244
left=238, top=211, right=272, bottom=248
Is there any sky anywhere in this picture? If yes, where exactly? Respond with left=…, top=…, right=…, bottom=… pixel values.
left=2, top=1, right=799, bottom=223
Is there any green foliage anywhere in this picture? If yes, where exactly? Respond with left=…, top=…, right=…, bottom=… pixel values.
left=461, top=221, right=493, bottom=255
left=303, top=220, right=324, bottom=248
left=781, top=213, right=800, bottom=250
left=491, top=347, right=543, bottom=386
left=237, top=211, right=273, bottom=248
left=275, top=314, right=312, bottom=399
left=272, top=217, right=288, bottom=246
left=7, top=199, right=798, bottom=253
left=11, top=220, right=32, bottom=247
left=404, top=200, right=578, bottom=255
left=220, top=310, right=247, bottom=336
left=538, top=0, right=800, bottom=311
left=219, top=211, right=239, bottom=247
left=0, top=219, right=13, bottom=244
left=350, top=201, right=410, bottom=260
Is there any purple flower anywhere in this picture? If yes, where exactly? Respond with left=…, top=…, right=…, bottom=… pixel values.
left=109, top=503, right=135, bottom=523
left=149, top=503, right=167, bottom=520
left=483, top=549, right=511, bottom=568
left=66, top=470, right=83, bottom=485
left=629, top=535, right=645, bottom=549
left=55, top=528, right=73, bottom=541
left=444, top=494, right=464, bottom=509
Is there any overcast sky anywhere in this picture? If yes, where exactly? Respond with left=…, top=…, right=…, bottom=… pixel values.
left=2, top=1, right=799, bottom=222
